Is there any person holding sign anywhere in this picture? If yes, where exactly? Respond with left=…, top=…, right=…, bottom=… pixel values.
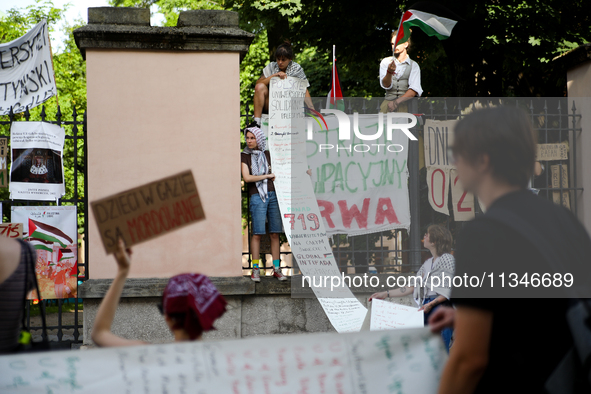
left=379, top=30, right=422, bottom=113
left=369, top=225, right=454, bottom=352
left=251, top=41, right=314, bottom=127
left=241, top=126, right=286, bottom=282
left=92, top=239, right=227, bottom=347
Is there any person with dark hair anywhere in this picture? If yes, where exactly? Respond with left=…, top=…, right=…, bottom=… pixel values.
left=379, top=30, right=422, bottom=113
left=241, top=125, right=286, bottom=282
left=369, top=224, right=455, bottom=352
left=91, top=239, right=227, bottom=347
left=430, top=106, right=591, bottom=394
left=251, top=41, right=314, bottom=127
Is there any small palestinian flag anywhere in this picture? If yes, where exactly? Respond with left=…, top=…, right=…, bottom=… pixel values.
left=394, top=4, right=459, bottom=47
left=28, top=237, right=54, bottom=252
left=58, top=248, right=75, bottom=262
left=28, top=219, right=73, bottom=248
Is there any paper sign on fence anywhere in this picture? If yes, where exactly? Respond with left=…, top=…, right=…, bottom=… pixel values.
left=91, top=170, right=205, bottom=253
left=370, top=299, right=425, bottom=330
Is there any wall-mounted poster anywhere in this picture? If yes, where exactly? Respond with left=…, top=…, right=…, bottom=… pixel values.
left=12, top=206, right=77, bottom=299
left=9, top=122, right=65, bottom=201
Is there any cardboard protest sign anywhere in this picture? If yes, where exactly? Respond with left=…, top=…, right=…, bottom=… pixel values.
left=370, top=299, right=424, bottom=330
left=0, top=138, right=7, bottom=188
left=91, top=170, right=205, bottom=254
left=0, top=20, right=57, bottom=115
left=551, top=164, right=570, bottom=209
left=427, top=166, right=450, bottom=215
left=536, top=143, right=568, bottom=161
left=12, top=206, right=78, bottom=299
left=9, top=122, right=66, bottom=201
left=423, top=119, right=456, bottom=169
left=0, top=223, right=23, bottom=239
left=450, top=169, right=475, bottom=221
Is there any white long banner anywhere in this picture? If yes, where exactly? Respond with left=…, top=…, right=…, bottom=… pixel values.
left=307, top=114, right=410, bottom=235
left=0, top=327, right=447, bottom=393
left=268, top=76, right=367, bottom=333
left=0, top=20, right=57, bottom=115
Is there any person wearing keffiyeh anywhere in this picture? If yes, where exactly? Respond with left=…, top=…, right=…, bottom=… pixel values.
left=251, top=41, right=315, bottom=127
left=91, top=239, right=227, bottom=346
left=241, top=126, right=286, bottom=282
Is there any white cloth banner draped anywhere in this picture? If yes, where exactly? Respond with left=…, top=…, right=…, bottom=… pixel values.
left=0, top=20, right=57, bottom=115
left=268, top=76, right=367, bottom=333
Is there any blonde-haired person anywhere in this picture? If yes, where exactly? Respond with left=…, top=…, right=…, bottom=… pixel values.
left=370, top=224, right=455, bottom=352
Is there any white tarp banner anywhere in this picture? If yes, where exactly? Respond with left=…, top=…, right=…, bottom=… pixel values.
left=9, top=121, right=65, bottom=201
left=268, top=76, right=367, bottom=333
left=0, top=20, right=57, bottom=115
left=306, top=114, right=410, bottom=236
left=0, top=327, right=447, bottom=393
left=370, top=299, right=425, bottom=330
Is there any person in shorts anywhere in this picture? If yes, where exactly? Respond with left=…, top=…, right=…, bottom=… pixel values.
left=241, top=126, right=286, bottom=282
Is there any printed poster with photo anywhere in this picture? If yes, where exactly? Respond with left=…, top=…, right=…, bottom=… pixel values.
left=9, top=122, right=66, bottom=201
left=12, top=206, right=77, bottom=299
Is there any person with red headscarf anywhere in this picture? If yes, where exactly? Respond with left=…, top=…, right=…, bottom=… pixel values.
left=91, top=239, right=227, bottom=347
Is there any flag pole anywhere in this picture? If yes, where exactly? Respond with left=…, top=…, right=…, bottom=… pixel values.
left=393, top=10, right=405, bottom=55
left=332, top=45, right=335, bottom=104
left=48, top=37, right=60, bottom=109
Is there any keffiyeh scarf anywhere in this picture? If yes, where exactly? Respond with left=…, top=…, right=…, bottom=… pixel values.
left=243, top=126, right=269, bottom=202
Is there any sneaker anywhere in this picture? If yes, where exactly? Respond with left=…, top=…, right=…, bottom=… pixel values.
left=273, top=267, right=287, bottom=281
left=251, top=267, right=260, bottom=282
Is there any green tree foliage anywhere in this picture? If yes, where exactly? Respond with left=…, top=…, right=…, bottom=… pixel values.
left=0, top=1, right=87, bottom=230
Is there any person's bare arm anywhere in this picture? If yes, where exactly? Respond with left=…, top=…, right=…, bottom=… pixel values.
left=304, top=89, right=315, bottom=110
left=256, top=71, right=288, bottom=87
left=241, top=162, right=274, bottom=183
left=381, top=60, right=396, bottom=89
left=388, top=89, right=418, bottom=111
left=418, top=294, right=447, bottom=313
left=91, top=239, right=146, bottom=347
left=438, top=306, right=492, bottom=394
left=369, top=286, right=414, bottom=301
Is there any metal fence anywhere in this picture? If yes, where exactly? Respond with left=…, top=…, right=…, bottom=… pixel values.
left=0, top=105, right=87, bottom=347
left=241, top=97, right=582, bottom=275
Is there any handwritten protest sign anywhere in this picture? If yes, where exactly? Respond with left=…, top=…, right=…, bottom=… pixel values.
left=0, top=223, right=23, bottom=238
left=551, top=164, right=570, bottom=209
left=0, top=20, right=57, bottom=115
left=0, top=327, right=447, bottom=394
left=424, top=119, right=455, bottom=169
left=91, top=170, right=205, bottom=254
left=268, top=76, right=367, bottom=333
left=0, top=138, right=7, bottom=188
left=307, top=113, right=410, bottom=235
left=370, top=299, right=424, bottom=330
left=537, top=143, right=568, bottom=161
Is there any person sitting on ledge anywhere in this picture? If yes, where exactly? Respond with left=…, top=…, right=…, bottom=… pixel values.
left=251, top=41, right=315, bottom=127
left=91, top=239, right=227, bottom=347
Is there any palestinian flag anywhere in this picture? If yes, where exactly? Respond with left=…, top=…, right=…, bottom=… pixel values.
left=28, top=237, right=53, bottom=252
left=394, top=4, right=459, bottom=47
left=326, top=54, right=345, bottom=111
left=58, top=248, right=75, bottom=262
left=28, top=219, right=73, bottom=248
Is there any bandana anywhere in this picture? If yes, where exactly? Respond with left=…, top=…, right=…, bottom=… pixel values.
left=162, top=274, right=227, bottom=339
left=242, top=126, right=269, bottom=202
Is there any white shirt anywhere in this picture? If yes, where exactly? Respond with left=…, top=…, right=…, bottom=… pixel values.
left=379, top=56, right=423, bottom=96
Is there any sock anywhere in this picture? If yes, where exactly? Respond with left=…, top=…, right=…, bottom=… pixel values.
left=253, top=259, right=260, bottom=268
left=254, top=117, right=261, bottom=125
left=273, top=259, right=280, bottom=269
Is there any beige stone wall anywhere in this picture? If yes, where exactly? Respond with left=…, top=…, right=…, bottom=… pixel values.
left=566, top=61, right=591, bottom=233
left=86, top=49, right=242, bottom=278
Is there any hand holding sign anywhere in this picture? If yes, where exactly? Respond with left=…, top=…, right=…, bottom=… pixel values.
left=91, top=170, right=205, bottom=253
